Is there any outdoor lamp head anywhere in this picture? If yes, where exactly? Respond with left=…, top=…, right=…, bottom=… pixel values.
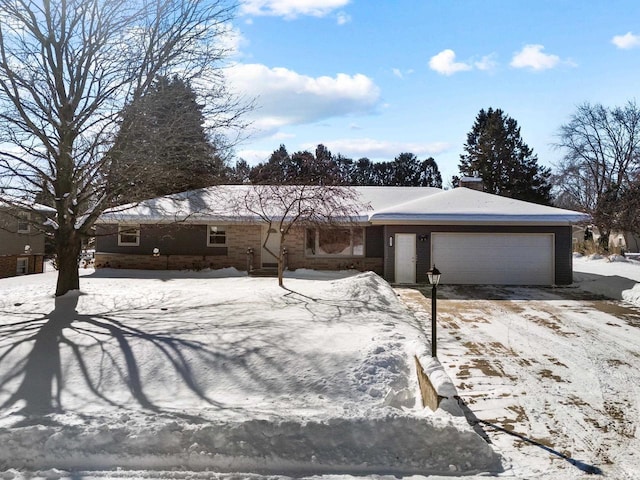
left=427, top=265, right=441, bottom=286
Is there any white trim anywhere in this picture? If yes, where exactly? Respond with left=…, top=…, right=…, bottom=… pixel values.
left=17, top=212, right=30, bottom=233
left=118, top=224, right=140, bottom=246
left=207, top=225, right=227, bottom=247
left=370, top=217, right=582, bottom=226
left=16, top=257, right=28, bottom=275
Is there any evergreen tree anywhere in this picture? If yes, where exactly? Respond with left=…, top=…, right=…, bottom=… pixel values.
left=109, top=75, right=224, bottom=202
left=387, top=153, right=442, bottom=187
left=459, top=108, right=552, bottom=204
left=294, top=144, right=343, bottom=184
left=249, top=145, right=295, bottom=184
left=250, top=144, right=345, bottom=185
left=347, top=157, right=381, bottom=186
left=389, top=153, right=422, bottom=186
left=418, top=157, right=443, bottom=188
left=228, top=159, right=251, bottom=184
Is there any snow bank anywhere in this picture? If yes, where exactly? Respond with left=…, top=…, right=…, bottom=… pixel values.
left=573, top=254, right=640, bottom=306
left=0, top=410, right=499, bottom=475
left=0, top=269, right=499, bottom=477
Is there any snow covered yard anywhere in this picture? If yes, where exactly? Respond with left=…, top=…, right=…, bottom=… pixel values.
left=0, top=268, right=498, bottom=479
left=398, top=254, right=640, bottom=480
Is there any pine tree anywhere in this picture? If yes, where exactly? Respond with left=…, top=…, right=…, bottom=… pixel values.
left=250, top=144, right=345, bottom=185
left=459, top=108, right=552, bottom=204
left=418, top=157, right=443, bottom=188
left=249, top=145, right=294, bottom=184
left=108, top=75, right=224, bottom=202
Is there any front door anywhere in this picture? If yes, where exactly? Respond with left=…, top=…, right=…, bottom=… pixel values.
left=262, top=225, right=281, bottom=268
left=395, top=233, right=416, bottom=283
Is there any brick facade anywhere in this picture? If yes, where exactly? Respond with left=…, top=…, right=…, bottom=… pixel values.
left=96, top=224, right=264, bottom=272
left=95, top=223, right=384, bottom=275
left=0, top=254, right=44, bottom=279
left=284, top=227, right=383, bottom=275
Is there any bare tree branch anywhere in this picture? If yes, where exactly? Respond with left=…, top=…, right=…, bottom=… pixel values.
left=238, top=185, right=369, bottom=287
left=0, top=0, right=246, bottom=295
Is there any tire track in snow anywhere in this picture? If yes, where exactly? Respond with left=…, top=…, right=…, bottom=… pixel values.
left=396, top=286, right=640, bottom=479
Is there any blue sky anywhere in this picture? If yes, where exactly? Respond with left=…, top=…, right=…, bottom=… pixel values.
left=226, top=0, right=640, bottom=184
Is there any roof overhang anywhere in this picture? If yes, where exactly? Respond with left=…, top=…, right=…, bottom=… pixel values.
left=369, top=213, right=589, bottom=226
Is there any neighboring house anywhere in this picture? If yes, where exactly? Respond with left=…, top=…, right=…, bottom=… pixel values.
left=0, top=198, right=54, bottom=278
left=572, top=225, right=640, bottom=254
left=95, top=185, right=588, bottom=285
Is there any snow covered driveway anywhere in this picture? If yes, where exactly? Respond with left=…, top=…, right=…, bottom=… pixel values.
left=397, top=283, right=640, bottom=479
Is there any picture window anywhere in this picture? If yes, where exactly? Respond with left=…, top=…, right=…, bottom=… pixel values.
left=305, top=227, right=364, bottom=257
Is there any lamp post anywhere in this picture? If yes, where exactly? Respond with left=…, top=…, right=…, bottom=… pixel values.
left=427, top=265, right=441, bottom=358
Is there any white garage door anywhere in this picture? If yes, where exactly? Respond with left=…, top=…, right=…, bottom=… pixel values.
left=431, top=233, right=554, bottom=285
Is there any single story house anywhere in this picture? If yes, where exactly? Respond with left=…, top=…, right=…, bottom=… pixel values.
left=95, top=185, right=588, bottom=285
left=0, top=198, right=54, bottom=278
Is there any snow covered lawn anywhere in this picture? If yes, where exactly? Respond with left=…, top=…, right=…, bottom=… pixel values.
left=0, top=268, right=497, bottom=479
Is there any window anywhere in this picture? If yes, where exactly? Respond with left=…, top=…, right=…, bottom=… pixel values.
left=16, top=257, right=28, bottom=275
left=306, top=227, right=364, bottom=257
left=17, top=212, right=30, bottom=233
left=118, top=225, right=140, bottom=246
left=207, top=226, right=226, bottom=247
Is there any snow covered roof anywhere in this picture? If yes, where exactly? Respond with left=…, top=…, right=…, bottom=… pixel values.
left=369, top=187, right=589, bottom=225
left=0, top=195, right=56, bottom=213
left=97, top=185, right=588, bottom=226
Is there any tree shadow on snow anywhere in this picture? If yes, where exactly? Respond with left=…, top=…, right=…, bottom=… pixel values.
left=0, top=293, right=240, bottom=421
left=455, top=396, right=603, bottom=475
left=0, top=291, right=363, bottom=425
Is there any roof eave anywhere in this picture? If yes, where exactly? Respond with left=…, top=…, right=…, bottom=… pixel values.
left=369, top=214, right=589, bottom=226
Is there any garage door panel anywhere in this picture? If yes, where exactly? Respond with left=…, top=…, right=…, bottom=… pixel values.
left=432, top=233, right=554, bottom=285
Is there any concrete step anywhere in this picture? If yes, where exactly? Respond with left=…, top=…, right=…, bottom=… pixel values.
left=249, top=268, right=278, bottom=277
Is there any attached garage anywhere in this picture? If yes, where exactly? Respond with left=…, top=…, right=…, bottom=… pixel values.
left=370, top=187, right=588, bottom=286
left=431, top=233, right=554, bottom=285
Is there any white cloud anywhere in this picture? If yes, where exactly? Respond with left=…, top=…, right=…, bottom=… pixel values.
left=392, top=68, right=414, bottom=79
left=225, top=63, right=381, bottom=135
left=240, top=0, right=350, bottom=19
left=272, top=131, right=296, bottom=140
left=218, top=26, right=246, bottom=58
left=336, top=11, right=351, bottom=25
left=510, top=44, right=560, bottom=71
left=301, top=138, right=452, bottom=160
left=612, top=32, right=640, bottom=49
left=475, top=53, right=498, bottom=72
left=235, top=148, right=273, bottom=164
left=429, top=49, right=472, bottom=76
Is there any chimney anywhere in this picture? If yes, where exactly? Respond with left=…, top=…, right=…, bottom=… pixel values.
left=459, top=173, right=484, bottom=191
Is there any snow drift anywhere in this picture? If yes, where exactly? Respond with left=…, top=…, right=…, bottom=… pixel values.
left=0, top=269, right=499, bottom=476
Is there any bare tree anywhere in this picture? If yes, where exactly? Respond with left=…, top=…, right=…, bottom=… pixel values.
left=554, top=101, right=640, bottom=245
left=240, top=185, right=369, bottom=287
left=0, top=0, right=246, bottom=296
